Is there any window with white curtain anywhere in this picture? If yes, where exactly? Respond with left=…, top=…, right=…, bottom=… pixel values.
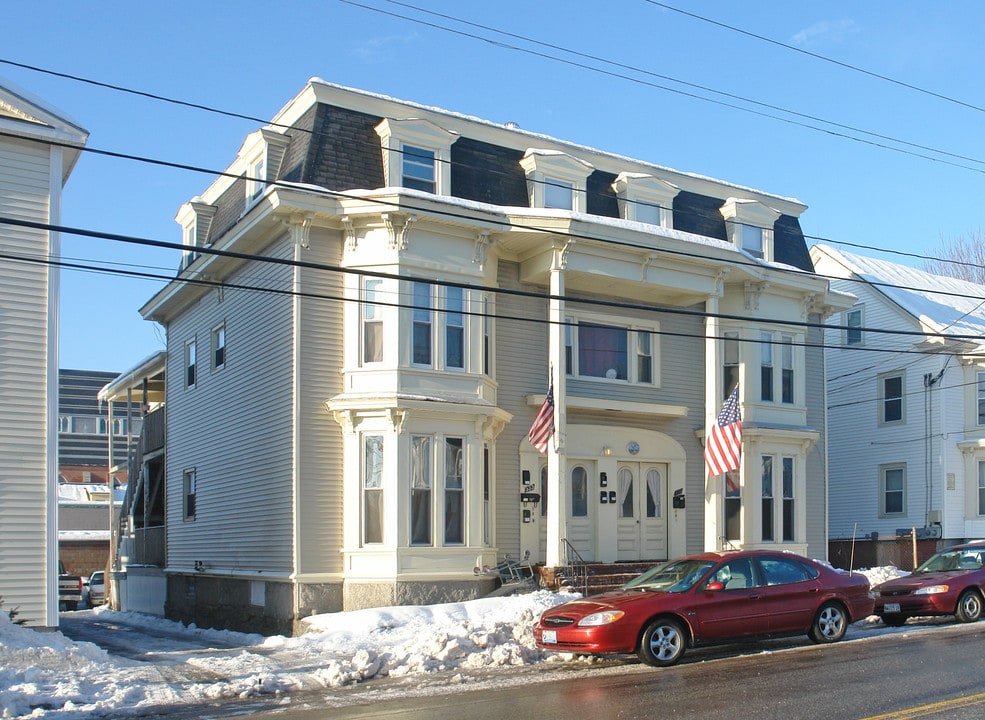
left=645, top=468, right=661, bottom=518
left=444, top=437, right=464, bottom=544
left=411, top=435, right=432, bottom=544
left=363, top=435, right=384, bottom=545
left=618, top=467, right=634, bottom=519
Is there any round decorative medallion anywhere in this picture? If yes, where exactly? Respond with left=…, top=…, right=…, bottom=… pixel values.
left=627, top=441, right=640, bottom=455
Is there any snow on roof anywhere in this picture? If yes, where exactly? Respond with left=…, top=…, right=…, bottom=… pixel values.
left=815, top=244, right=985, bottom=343
left=58, top=484, right=126, bottom=504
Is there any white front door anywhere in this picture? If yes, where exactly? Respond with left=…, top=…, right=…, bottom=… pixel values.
left=616, top=462, right=668, bottom=561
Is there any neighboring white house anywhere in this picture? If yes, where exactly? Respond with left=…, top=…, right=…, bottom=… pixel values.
left=139, top=79, right=850, bottom=635
left=0, top=78, right=87, bottom=627
left=812, top=243, right=985, bottom=546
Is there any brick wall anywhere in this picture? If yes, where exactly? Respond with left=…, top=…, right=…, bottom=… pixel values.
left=60, top=541, right=109, bottom=578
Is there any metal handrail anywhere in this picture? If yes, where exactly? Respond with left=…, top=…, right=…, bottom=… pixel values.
left=559, top=538, right=589, bottom=596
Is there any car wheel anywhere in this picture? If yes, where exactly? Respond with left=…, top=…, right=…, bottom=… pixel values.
left=881, top=614, right=907, bottom=627
left=809, top=602, right=847, bottom=643
left=955, top=590, right=983, bottom=623
left=637, top=618, right=687, bottom=667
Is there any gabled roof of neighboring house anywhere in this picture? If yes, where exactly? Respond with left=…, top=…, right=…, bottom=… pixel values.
left=813, top=243, right=985, bottom=345
left=0, top=76, right=88, bottom=180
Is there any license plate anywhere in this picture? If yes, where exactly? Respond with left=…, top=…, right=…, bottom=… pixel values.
left=884, top=603, right=901, bottom=613
left=542, top=629, right=557, bottom=644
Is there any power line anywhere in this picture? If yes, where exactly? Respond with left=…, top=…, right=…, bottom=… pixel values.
left=4, top=213, right=985, bottom=353
left=8, top=123, right=985, bottom=335
left=642, top=0, right=985, bottom=116
left=339, top=0, right=985, bottom=174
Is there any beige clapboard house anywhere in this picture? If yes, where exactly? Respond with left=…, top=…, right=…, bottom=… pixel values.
left=139, top=79, right=851, bottom=634
left=0, top=79, right=87, bottom=628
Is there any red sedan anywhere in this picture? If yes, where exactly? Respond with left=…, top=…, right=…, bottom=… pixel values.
left=872, top=541, right=985, bottom=626
left=534, top=549, right=873, bottom=667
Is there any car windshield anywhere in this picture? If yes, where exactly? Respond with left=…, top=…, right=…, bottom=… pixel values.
left=91, top=572, right=103, bottom=583
left=915, top=549, right=984, bottom=573
left=622, top=559, right=717, bottom=593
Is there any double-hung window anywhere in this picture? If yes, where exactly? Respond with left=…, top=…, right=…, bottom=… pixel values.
left=881, top=464, right=905, bottom=515
left=410, top=435, right=432, bottom=545
left=544, top=178, right=573, bottom=210
left=184, top=339, right=197, bottom=389
left=445, top=286, right=465, bottom=370
left=412, top=282, right=433, bottom=366
left=248, top=156, right=266, bottom=201
left=782, top=457, right=795, bottom=541
left=978, top=461, right=985, bottom=516
left=780, top=336, right=794, bottom=404
left=845, top=307, right=863, bottom=346
left=723, top=331, right=739, bottom=400
left=402, top=145, right=436, bottom=193
left=444, top=438, right=464, bottom=544
left=363, top=435, right=384, bottom=545
left=977, top=372, right=985, bottom=425
left=741, top=224, right=764, bottom=259
left=362, top=278, right=384, bottom=364
left=183, top=469, right=197, bottom=520
left=880, top=373, right=904, bottom=424
left=565, top=317, right=657, bottom=384
left=761, top=456, right=774, bottom=542
left=211, top=323, right=226, bottom=371
left=760, top=333, right=774, bottom=402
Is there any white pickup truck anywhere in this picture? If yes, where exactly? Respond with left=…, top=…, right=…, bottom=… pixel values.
left=58, top=561, right=83, bottom=611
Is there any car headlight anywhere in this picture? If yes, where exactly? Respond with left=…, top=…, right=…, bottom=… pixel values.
left=577, top=610, right=625, bottom=627
left=914, top=585, right=949, bottom=595
left=870, top=590, right=881, bottom=598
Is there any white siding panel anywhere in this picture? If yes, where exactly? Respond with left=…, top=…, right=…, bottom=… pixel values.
left=0, top=135, right=52, bottom=625
left=166, top=236, right=296, bottom=574
left=296, top=230, right=345, bottom=575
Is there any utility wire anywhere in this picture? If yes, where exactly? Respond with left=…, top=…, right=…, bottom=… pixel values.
left=6, top=213, right=985, bottom=351
left=7, top=125, right=985, bottom=315
left=341, top=0, right=985, bottom=173
left=643, top=0, right=985, bottom=116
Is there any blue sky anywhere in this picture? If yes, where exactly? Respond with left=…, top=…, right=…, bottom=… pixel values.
left=3, top=1, right=984, bottom=372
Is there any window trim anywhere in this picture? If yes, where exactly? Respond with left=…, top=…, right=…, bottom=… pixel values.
left=211, top=322, right=226, bottom=372
left=845, top=306, right=863, bottom=346
left=375, top=118, right=455, bottom=196
left=519, top=149, right=592, bottom=212
left=183, top=468, right=197, bottom=521
left=563, top=311, right=660, bottom=386
left=362, top=434, right=384, bottom=545
left=879, top=372, right=905, bottom=425
left=880, top=463, right=906, bottom=517
left=411, top=281, right=433, bottom=367
left=611, top=172, right=679, bottom=228
left=720, top=198, right=780, bottom=263
left=361, top=277, right=385, bottom=365
left=184, top=338, right=197, bottom=389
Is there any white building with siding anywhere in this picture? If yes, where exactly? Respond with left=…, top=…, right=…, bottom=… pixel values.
left=0, top=79, right=87, bottom=628
left=812, top=244, right=985, bottom=546
left=140, top=80, right=850, bottom=635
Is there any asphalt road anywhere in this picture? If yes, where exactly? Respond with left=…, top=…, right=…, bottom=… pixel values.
left=217, top=622, right=985, bottom=720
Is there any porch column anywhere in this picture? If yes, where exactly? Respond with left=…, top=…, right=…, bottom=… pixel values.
left=704, top=295, right=723, bottom=551
left=545, top=240, right=569, bottom=567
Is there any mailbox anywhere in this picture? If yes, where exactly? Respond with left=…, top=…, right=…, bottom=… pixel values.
left=672, top=488, right=685, bottom=509
left=520, top=492, right=541, bottom=504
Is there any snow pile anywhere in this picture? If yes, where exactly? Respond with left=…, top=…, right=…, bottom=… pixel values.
left=0, top=590, right=573, bottom=719
left=0, top=567, right=913, bottom=719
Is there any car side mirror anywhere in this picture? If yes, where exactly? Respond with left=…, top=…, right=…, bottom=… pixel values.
left=705, top=581, right=725, bottom=592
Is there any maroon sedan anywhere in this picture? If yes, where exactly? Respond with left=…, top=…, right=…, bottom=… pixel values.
left=873, top=541, right=985, bottom=626
left=534, top=550, right=873, bottom=667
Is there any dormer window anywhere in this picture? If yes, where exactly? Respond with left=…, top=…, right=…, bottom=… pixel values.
left=248, top=156, right=266, bottom=201
left=544, top=178, right=573, bottom=210
left=375, top=118, right=456, bottom=195
left=520, top=150, right=592, bottom=212
left=238, top=127, right=289, bottom=206
left=175, top=198, right=217, bottom=271
left=612, top=173, right=679, bottom=228
left=402, top=145, right=436, bottom=193
left=720, top=198, right=780, bottom=262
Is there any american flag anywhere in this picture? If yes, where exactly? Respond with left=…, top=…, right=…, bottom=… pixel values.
left=705, top=386, right=742, bottom=477
left=528, top=380, right=555, bottom=455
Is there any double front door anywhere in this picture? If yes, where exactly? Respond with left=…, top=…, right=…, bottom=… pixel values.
left=615, top=462, right=668, bottom=561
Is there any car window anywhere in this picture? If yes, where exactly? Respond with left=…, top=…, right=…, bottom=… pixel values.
left=708, top=559, right=761, bottom=590
left=759, top=557, right=815, bottom=586
left=623, top=559, right=716, bottom=593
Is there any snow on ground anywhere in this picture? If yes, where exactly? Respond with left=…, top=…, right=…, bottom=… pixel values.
left=0, top=566, right=917, bottom=720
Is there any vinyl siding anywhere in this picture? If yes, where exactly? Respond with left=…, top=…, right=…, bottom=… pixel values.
left=295, top=229, right=345, bottom=575
left=165, top=235, right=296, bottom=574
left=0, top=135, right=52, bottom=625
left=493, top=261, right=547, bottom=557
left=804, top=319, right=828, bottom=558
left=822, top=276, right=939, bottom=540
